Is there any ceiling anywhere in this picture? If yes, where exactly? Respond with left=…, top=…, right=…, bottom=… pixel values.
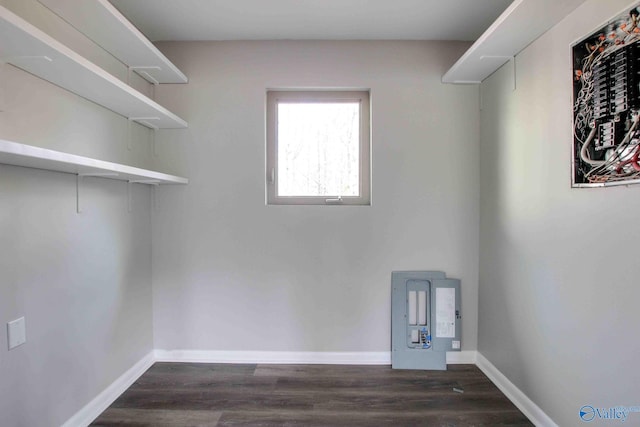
left=108, top=0, right=514, bottom=42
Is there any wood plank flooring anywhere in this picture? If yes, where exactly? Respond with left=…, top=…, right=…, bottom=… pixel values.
left=91, top=363, right=533, bottom=426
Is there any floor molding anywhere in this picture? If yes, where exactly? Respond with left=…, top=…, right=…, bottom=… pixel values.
left=476, top=352, right=557, bottom=427
left=447, top=350, right=477, bottom=364
left=154, top=349, right=392, bottom=365
left=154, top=349, right=478, bottom=365
left=60, top=351, right=155, bottom=427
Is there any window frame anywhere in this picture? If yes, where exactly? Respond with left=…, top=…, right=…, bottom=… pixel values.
left=266, top=90, right=371, bottom=206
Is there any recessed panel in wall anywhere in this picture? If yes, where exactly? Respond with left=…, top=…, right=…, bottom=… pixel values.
left=572, top=3, right=640, bottom=187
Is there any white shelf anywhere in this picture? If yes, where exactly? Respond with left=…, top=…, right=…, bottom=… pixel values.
left=442, top=0, right=587, bottom=84
left=0, top=139, right=188, bottom=185
left=0, top=5, right=187, bottom=129
left=37, top=0, right=187, bottom=84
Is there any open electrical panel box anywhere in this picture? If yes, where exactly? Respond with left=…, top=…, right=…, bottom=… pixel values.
left=573, top=3, right=640, bottom=186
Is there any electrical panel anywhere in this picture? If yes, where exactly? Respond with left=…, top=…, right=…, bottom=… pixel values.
left=391, top=271, right=461, bottom=371
left=573, top=4, right=640, bottom=186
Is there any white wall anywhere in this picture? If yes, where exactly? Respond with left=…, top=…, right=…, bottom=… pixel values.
left=478, top=1, right=640, bottom=426
left=151, top=41, right=481, bottom=354
left=0, top=1, right=155, bottom=425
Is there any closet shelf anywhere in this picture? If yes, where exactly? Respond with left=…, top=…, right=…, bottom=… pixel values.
left=37, top=0, right=187, bottom=84
left=442, top=0, right=587, bottom=84
left=0, top=5, right=187, bottom=129
left=0, top=139, right=188, bottom=185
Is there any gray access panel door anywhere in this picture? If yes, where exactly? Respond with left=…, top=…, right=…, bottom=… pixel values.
left=391, top=272, right=461, bottom=371
left=430, top=278, right=462, bottom=353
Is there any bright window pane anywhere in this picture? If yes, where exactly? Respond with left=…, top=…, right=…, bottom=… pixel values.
left=277, top=102, right=360, bottom=197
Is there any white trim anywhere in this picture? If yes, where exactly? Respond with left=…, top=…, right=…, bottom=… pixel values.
left=154, top=349, right=478, bottom=366
left=60, top=351, right=155, bottom=427
left=476, top=352, right=557, bottom=427
left=265, top=90, right=371, bottom=206
left=154, top=350, right=391, bottom=365
left=446, top=350, right=477, bottom=364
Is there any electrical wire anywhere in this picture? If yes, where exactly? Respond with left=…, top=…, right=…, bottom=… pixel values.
left=573, top=10, right=640, bottom=183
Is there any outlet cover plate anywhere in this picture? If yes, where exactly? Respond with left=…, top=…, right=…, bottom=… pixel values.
left=7, top=317, right=26, bottom=350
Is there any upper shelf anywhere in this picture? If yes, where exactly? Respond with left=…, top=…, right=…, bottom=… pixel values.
left=37, top=0, right=187, bottom=84
left=0, top=5, right=187, bottom=129
left=0, top=139, right=188, bottom=184
left=442, top=0, right=588, bottom=84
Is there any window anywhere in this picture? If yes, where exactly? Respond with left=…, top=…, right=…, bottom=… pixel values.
left=266, top=90, right=371, bottom=205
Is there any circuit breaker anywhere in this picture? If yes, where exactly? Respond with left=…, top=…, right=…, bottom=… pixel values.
left=391, top=271, right=461, bottom=370
left=572, top=5, right=640, bottom=186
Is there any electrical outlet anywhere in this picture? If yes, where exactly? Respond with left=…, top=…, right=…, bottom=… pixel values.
left=7, top=317, right=26, bottom=350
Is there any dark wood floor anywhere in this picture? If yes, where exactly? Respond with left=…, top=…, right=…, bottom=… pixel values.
left=91, top=363, right=533, bottom=426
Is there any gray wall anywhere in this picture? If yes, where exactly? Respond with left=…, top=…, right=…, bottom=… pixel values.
left=151, top=41, right=481, bottom=354
left=478, top=0, right=640, bottom=426
left=0, top=1, right=154, bottom=426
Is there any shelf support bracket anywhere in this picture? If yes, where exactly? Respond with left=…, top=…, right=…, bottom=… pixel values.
left=127, top=180, right=161, bottom=213
left=480, top=55, right=516, bottom=91
left=76, top=172, right=119, bottom=213
left=511, top=56, right=517, bottom=92
left=0, top=55, right=52, bottom=65
left=128, top=66, right=161, bottom=100
left=128, top=66, right=161, bottom=86
left=0, top=57, right=51, bottom=112
left=127, top=181, right=133, bottom=213
left=128, top=117, right=160, bottom=150
left=129, top=117, right=160, bottom=129
left=76, top=174, right=82, bottom=214
left=152, top=184, right=160, bottom=211
left=151, top=127, right=157, bottom=157
left=0, top=62, right=5, bottom=113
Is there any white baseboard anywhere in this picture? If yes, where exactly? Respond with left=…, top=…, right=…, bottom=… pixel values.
left=476, top=352, right=557, bottom=427
left=154, top=349, right=478, bottom=365
left=446, top=350, right=477, bottom=364
left=60, top=351, right=155, bottom=427
left=154, top=349, right=392, bottom=365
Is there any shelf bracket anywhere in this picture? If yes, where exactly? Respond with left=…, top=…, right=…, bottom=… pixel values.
left=0, top=55, right=52, bottom=65
left=129, top=117, right=160, bottom=130
left=511, top=56, right=517, bottom=92
left=0, top=57, right=52, bottom=112
left=76, top=174, right=82, bottom=214
left=151, top=127, right=157, bottom=157
left=128, top=117, right=160, bottom=150
left=128, top=66, right=161, bottom=86
left=127, top=181, right=133, bottom=212
left=128, top=66, right=160, bottom=100
left=0, top=62, right=5, bottom=113
left=480, top=55, right=516, bottom=91
left=76, top=172, right=119, bottom=213
left=130, top=180, right=161, bottom=185
left=152, top=184, right=160, bottom=211
left=127, top=180, right=161, bottom=213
